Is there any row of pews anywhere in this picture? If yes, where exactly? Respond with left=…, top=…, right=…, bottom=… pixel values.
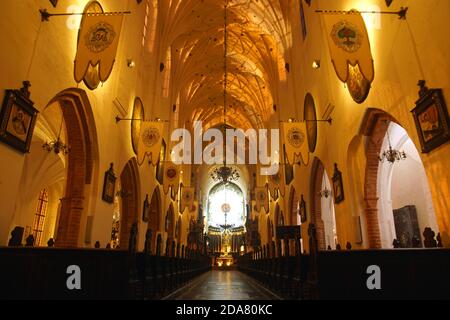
left=0, top=245, right=210, bottom=300
left=237, top=224, right=450, bottom=300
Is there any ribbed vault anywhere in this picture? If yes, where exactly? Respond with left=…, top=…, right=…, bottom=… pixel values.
left=157, top=0, right=292, bottom=131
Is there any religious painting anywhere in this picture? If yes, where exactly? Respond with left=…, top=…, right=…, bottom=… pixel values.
left=283, top=145, right=294, bottom=185
left=0, top=86, right=38, bottom=153
left=156, top=139, right=166, bottom=184
left=411, top=85, right=450, bottom=153
left=304, top=93, right=317, bottom=153
left=332, top=163, right=344, bottom=204
left=131, top=97, right=144, bottom=155
left=299, top=195, right=307, bottom=223
left=142, top=194, right=150, bottom=222
left=347, top=63, right=371, bottom=104
left=102, top=163, right=116, bottom=204
left=300, top=0, right=307, bottom=40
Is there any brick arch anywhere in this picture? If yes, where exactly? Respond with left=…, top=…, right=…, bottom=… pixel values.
left=310, top=157, right=326, bottom=250
left=119, top=157, right=141, bottom=249
left=360, top=108, right=399, bottom=248
left=47, top=88, right=99, bottom=248
left=289, top=186, right=300, bottom=225
left=148, top=186, right=161, bottom=250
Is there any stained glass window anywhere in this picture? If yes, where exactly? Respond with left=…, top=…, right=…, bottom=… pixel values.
left=33, top=189, right=48, bottom=246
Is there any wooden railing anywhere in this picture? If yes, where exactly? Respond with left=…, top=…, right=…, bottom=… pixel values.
left=0, top=247, right=210, bottom=300
left=237, top=225, right=450, bottom=300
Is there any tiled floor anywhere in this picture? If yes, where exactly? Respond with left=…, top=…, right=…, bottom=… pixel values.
left=167, top=270, right=279, bottom=300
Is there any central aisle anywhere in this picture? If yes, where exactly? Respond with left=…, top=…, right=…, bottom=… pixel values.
left=166, top=270, right=279, bottom=300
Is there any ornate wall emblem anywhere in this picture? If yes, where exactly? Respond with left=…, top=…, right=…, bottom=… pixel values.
left=183, top=190, right=193, bottom=202
left=85, top=21, right=116, bottom=53
left=166, top=166, right=177, bottom=180
left=331, top=20, right=363, bottom=53
left=287, top=127, right=305, bottom=148
left=141, top=127, right=160, bottom=148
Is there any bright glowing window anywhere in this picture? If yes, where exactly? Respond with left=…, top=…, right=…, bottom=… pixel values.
left=207, top=183, right=245, bottom=228
left=33, top=189, right=48, bottom=246
left=162, top=47, right=171, bottom=97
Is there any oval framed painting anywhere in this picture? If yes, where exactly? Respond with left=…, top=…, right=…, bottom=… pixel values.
left=347, top=63, right=371, bottom=104
left=304, top=93, right=317, bottom=153
left=131, top=97, right=145, bottom=155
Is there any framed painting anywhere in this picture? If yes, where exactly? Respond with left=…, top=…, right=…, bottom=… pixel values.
left=142, top=194, right=150, bottom=222
left=332, top=163, right=344, bottom=204
left=156, top=139, right=166, bottom=184
left=131, top=97, right=144, bottom=155
left=300, top=0, right=307, bottom=40
left=283, top=145, right=294, bottom=185
left=299, top=194, right=307, bottom=223
left=102, top=163, right=116, bottom=204
left=304, top=93, right=317, bottom=153
left=0, top=84, right=38, bottom=153
left=411, top=83, right=450, bottom=153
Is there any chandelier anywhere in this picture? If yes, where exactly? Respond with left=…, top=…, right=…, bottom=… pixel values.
left=42, top=115, right=69, bottom=155
left=209, top=0, right=239, bottom=185
left=210, top=166, right=240, bottom=184
left=379, top=127, right=406, bottom=164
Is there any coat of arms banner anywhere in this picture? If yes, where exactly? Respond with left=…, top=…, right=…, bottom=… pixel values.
left=74, top=13, right=124, bottom=83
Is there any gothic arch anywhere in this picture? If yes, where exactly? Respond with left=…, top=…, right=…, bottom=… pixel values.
left=360, top=108, right=400, bottom=248
left=310, top=157, right=326, bottom=250
left=45, top=88, right=99, bottom=247
left=119, top=157, right=141, bottom=249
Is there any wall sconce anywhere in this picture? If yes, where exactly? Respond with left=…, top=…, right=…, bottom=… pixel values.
left=127, top=59, right=135, bottom=68
left=312, top=60, right=321, bottom=69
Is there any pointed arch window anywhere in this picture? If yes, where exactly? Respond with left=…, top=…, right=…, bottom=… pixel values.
left=33, top=189, right=49, bottom=246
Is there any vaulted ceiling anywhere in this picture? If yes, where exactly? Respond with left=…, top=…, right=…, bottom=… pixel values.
left=157, top=0, right=293, bottom=131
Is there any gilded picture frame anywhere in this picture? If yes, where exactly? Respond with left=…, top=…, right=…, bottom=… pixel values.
left=332, top=163, right=344, bottom=204
left=142, top=194, right=150, bottom=222
left=411, top=85, right=450, bottom=153
left=102, top=163, right=116, bottom=204
left=0, top=86, right=38, bottom=154
left=299, top=194, right=307, bottom=223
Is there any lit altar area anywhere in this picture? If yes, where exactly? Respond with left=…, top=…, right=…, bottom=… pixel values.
left=205, top=180, right=247, bottom=269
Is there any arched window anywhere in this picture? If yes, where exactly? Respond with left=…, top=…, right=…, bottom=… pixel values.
left=33, top=189, right=48, bottom=246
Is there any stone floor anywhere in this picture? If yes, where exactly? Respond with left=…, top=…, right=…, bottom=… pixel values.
left=167, top=270, right=279, bottom=300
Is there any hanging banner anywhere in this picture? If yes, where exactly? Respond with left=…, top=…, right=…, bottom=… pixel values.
left=181, top=186, right=195, bottom=213
left=74, top=13, right=124, bottom=83
left=283, top=122, right=309, bottom=165
left=322, top=10, right=374, bottom=84
left=163, top=161, right=180, bottom=195
left=137, top=121, right=164, bottom=166
left=254, top=186, right=269, bottom=214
